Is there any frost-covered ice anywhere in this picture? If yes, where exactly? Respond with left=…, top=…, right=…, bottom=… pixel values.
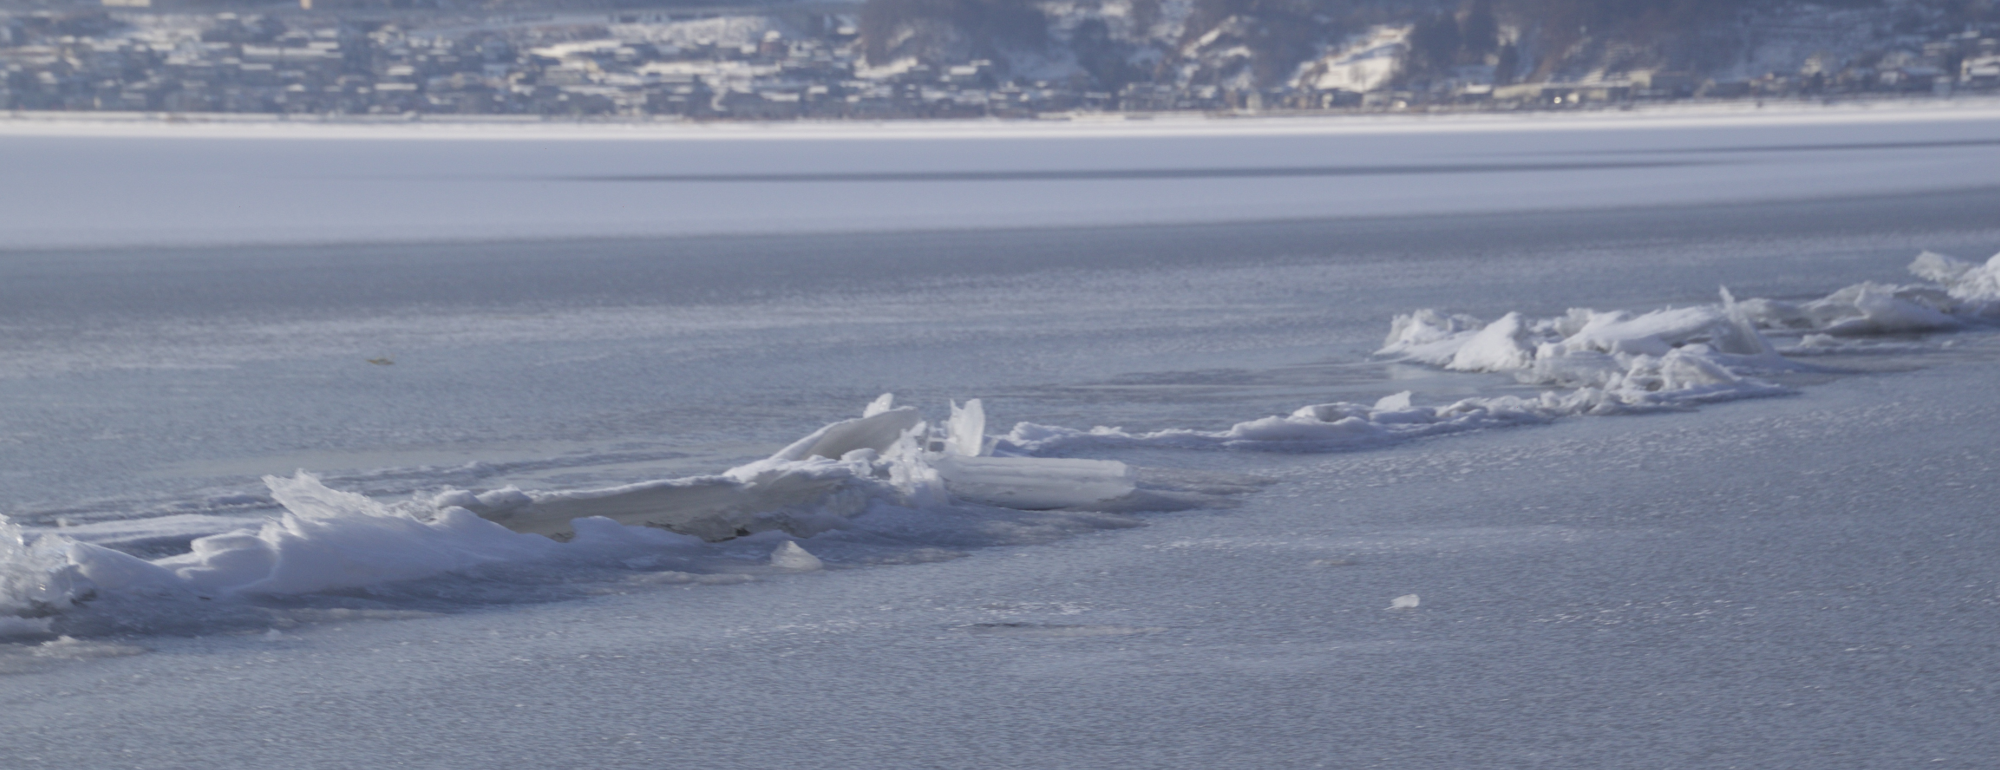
left=4, top=111, right=2000, bottom=768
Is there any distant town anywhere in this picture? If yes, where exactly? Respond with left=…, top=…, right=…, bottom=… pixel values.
left=3, top=1, right=1998, bottom=120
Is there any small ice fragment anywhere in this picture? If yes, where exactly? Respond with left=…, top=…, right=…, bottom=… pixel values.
left=1388, top=594, right=1420, bottom=610
left=862, top=393, right=895, bottom=418
left=946, top=398, right=986, bottom=457
left=782, top=407, right=924, bottom=461
left=1372, top=391, right=1413, bottom=411
left=432, top=489, right=480, bottom=509
left=931, top=455, right=1134, bottom=509
left=475, top=487, right=532, bottom=512
left=1909, top=250, right=1977, bottom=284
left=1447, top=312, right=1535, bottom=371
left=770, top=541, right=823, bottom=571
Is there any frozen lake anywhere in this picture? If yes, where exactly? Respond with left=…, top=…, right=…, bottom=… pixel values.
left=3, top=106, right=1999, bottom=767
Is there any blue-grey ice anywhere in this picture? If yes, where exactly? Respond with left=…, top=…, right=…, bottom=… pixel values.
left=3, top=107, right=2000, bottom=768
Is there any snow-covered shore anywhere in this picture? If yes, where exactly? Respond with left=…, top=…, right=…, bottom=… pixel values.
left=6, top=96, right=2000, bottom=140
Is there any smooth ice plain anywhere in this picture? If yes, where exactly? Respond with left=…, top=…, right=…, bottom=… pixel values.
left=3, top=106, right=2000, bottom=768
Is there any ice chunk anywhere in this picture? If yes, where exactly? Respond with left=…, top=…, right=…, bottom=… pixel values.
left=431, top=489, right=481, bottom=509
left=1814, top=284, right=1960, bottom=335
left=29, top=636, right=147, bottom=660
left=770, top=407, right=925, bottom=462
left=496, top=469, right=871, bottom=542
left=157, top=472, right=557, bottom=596
left=1388, top=594, right=1420, bottom=610
left=65, top=542, right=179, bottom=596
left=931, top=455, right=1135, bottom=509
left=1907, top=249, right=2000, bottom=309
left=769, top=541, right=823, bottom=571
left=1, top=515, right=88, bottom=620
left=1525, top=348, right=1626, bottom=389
left=945, top=398, right=986, bottom=457
left=1716, top=287, right=1781, bottom=358
left=1559, top=307, right=1719, bottom=357
left=1379, top=309, right=1484, bottom=365
left=1447, top=312, right=1536, bottom=372
left=1909, top=249, right=1979, bottom=284
left=474, top=487, right=532, bottom=512
left=1372, top=391, right=1413, bottom=411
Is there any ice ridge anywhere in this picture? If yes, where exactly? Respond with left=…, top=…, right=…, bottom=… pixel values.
left=1003, top=250, right=2000, bottom=455
left=5, top=251, right=1993, bottom=638
left=0, top=397, right=1145, bottom=637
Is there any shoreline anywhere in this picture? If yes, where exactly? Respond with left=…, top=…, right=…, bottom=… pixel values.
left=6, top=96, right=2000, bottom=141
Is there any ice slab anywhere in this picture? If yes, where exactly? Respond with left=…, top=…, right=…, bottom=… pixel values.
left=461, top=395, right=1136, bottom=539
left=932, top=455, right=1136, bottom=510
left=474, top=470, right=870, bottom=543
left=770, top=406, right=925, bottom=462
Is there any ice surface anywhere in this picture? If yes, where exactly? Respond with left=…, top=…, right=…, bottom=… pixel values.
left=5, top=112, right=2000, bottom=768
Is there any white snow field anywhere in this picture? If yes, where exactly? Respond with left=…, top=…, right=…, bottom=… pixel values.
left=3, top=106, right=2000, bottom=768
